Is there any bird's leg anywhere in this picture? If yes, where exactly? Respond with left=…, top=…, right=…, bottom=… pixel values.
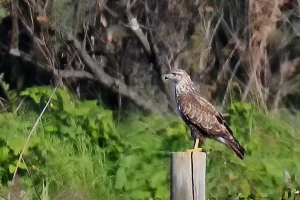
left=186, top=138, right=203, bottom=153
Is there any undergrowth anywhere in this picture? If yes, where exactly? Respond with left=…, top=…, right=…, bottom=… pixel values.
left=0, top=87, right=299, bottom=199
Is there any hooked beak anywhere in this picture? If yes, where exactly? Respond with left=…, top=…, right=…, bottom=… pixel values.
left=164, top=73, right=171, bottom=80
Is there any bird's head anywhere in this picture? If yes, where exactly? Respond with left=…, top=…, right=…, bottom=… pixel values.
left=165, top=69, right=191, bottom=84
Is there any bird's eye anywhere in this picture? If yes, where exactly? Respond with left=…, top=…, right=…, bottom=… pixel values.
left=170, top=73, right=177, bottom=77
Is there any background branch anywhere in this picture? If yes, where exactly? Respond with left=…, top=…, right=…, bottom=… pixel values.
left=66, top=34, right=160, bottom=114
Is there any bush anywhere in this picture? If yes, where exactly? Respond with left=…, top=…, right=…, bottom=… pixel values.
left=0, top=87, right=299, bottom=199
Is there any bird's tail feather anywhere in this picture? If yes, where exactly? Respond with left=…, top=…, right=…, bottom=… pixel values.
left=226, top=139, right=246, bottom=160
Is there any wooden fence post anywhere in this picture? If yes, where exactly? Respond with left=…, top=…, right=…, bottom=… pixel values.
left=171, top=152, right=206, bottom=200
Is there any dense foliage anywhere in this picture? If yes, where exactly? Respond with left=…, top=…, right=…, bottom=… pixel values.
left=1, top=0, right=300, bottom=113
left=0, top=87, right=299, bottom=199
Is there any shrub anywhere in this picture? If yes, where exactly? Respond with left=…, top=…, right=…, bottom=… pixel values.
left=0, top=87, right=299, bottom=199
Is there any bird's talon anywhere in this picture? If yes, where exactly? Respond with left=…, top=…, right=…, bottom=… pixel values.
left=186, top=148, right=203, bottom=153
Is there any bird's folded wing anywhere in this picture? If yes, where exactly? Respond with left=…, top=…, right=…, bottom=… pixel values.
left=178, top=93, right=230, bottom=136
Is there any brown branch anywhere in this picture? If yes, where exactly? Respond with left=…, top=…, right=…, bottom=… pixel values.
left=104, top=5, right=119, bottom=18
left=66, top=34, right=159, bottom=114
left=143, top=5, right=177, bottom=111
left=10, top=0, right=21, bottom=57
left=0, top=44, right=93, bottom=80
left=24, top=0, right=45, bottom=16
left=104, top=3, right=174, bottom=112
left=126, top=10, right=151, bottom=55
left=19, top=50, right=95, bottom=80
left=53, top=69, right=95, bottom=80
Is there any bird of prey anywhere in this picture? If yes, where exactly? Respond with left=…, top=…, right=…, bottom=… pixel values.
left=165, top=69, right=245, bottom=159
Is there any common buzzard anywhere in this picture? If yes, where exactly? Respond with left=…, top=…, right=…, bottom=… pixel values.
left=165, top=69, right=245, bottom=159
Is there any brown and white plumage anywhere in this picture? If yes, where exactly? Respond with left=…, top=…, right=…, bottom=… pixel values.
left=165, top=69, right=245, bottom=159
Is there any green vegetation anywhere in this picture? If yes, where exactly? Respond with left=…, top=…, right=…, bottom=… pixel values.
left=0, top=87, right=299, bottom=199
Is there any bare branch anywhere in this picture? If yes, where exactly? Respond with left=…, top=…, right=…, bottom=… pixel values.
left=19, top=49, right=95, bottom=80
left=66, top=34, right=160, bottom=114
left=53, top=70, right=95, bottom=80
left=10, top=0, right=21, bottom=57
left=126, top=10, right=151, bottom=55
left=0, top=42, right=94, bottom=81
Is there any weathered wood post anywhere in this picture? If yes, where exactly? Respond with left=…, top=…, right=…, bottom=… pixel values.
left=171, top=152, right=206, bottom=200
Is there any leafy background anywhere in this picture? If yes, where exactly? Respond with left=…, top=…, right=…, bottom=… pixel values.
left=0, top=87, right=299, bottom=199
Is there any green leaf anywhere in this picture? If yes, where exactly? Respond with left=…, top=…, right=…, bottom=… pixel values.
left=7, top=137, right=26, bottom=156
left=129, top=190, right=151, bottom=199
left=88, top=117, right=98, bottom=129
left=9, top=164, right=16, bottom=173
left=0, top=147, right=10, bottom=162
left=149, top=169, right=167, bottom=188
left=119, top=154, right=139, bottom=169
left=21, top=88, right=42, bottom=103
left=70, top=107, right=91, bottom=116
left=8, top=162, right=27, bottom=174
left=114, top=167, right=127, bottom=190
left=45, top=125, right=58, bottom=132
left=156, top=186, right=168, bottom=199
left=60, top=125, right=77, bottom=138
left=18, top=162, right=27, bottom=170
left=91, top=130, right=100, bottom=139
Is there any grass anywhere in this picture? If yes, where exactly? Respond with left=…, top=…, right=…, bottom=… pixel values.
left=0, top=88, right=299, bottom=199
left=204, top=104, right=300, bottom=199
left=0, top=109, right=123, bottom=200
left=38, top=133, right=121, bottom=200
